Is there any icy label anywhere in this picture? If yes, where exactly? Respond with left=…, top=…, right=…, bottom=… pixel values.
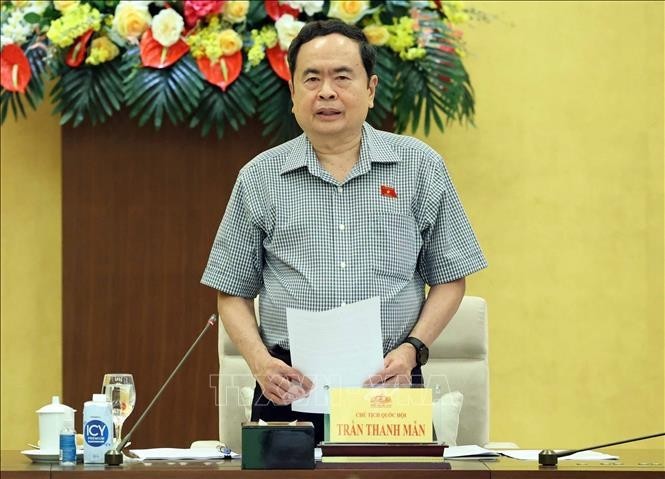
left=84, top=420, right=109, bottom=446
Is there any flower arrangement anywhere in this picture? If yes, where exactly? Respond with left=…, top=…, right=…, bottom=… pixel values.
left=0, top=0, right=483, bottom=143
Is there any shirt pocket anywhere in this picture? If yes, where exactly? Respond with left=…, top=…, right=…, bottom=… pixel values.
left=372, top=212, right=421, bottom=280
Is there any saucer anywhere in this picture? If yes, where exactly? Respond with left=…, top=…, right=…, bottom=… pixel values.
left=21, top=448, right=83, bottom=463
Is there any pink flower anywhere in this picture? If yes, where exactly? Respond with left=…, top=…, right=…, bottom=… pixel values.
left=183, top=0, right=225, bottom=27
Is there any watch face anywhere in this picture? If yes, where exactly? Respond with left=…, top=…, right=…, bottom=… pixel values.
left=419, top=347, right=429, bottom=365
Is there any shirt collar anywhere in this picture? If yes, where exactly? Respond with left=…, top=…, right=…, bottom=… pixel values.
left=280, top=123, right=402, bottom=176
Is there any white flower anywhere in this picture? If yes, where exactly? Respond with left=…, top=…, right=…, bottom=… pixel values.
left=24, top=1, right=50, bottom=15
left=151, top=8, right=184, bottom=47
left=275, top=14, right=305, bottom=51
left=1, top=9, right=32, bottom=46
left=280, top=0, right=324, bottom=16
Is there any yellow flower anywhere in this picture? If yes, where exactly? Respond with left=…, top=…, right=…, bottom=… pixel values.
left=223, top=0, right=249, bottom=24
left=85, top=36, right=120, bottom=65
left=219, top=29, right=242, bottom=56
left=442, top=1, right=469, bottom=25
left=151, top=8, right=184, bottom=47
left=400, top=47, right=426, bottom=61
left=363, top=24, right=389, bottom=46
left=327, top=1, right=369, bottom=24
left=46, top=3, right=102, bottom=48
left=11, top=1, right=29, bottom=7
left=53, top=0, right=80, bottom=13
left=112, top=1, right=151, bottom=41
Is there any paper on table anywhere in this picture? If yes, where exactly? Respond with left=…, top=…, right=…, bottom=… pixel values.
left=129, top=448, right=240, bottom=461
left=445, top=445, right=500, bottom=459
left=498, top=449, right=619, bottom=461
left=287, top=296, right=384, bottom=414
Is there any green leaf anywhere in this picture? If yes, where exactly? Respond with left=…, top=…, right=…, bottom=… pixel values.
left=124, top=55, right=204, bottom=131
left=23, top=12, right=40, bottom=24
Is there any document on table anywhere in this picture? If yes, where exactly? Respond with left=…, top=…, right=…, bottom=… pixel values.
left=498, top=449, right=619, bottom=461
left=444, top=446, right=618, bottom=461
left=129, top=448, right=240, bottom=460
left=287, top=296, right=384, bottom=414
left=445, top=445, right=501, bottom=459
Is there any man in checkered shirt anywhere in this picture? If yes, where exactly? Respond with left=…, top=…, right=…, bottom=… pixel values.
left=202, top=20, right=487, bottom=441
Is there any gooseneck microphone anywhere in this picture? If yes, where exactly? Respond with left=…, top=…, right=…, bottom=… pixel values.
left=538, top=432, right=665, bottom=467
left=105, top=314, right=219, bottom=466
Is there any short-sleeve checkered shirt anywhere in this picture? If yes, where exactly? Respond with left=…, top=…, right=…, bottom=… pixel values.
left=201, top=123, right=487, bottom=353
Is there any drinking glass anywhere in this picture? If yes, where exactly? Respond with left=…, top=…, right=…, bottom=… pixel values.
left=101, top=373, right=136, bottom=448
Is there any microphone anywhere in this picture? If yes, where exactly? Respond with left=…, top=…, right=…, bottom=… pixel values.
left=538, top=432, right=665, bottom=466
left=105, top=313, right=219, bottom=466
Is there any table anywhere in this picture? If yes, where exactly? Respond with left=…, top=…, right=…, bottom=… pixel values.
left=2, top=449, right=663, bottom=478
left=486, top=449, right=664, bottom=478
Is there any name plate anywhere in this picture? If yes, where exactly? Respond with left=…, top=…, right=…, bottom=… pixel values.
left=329, top=388, right=432, bottom=443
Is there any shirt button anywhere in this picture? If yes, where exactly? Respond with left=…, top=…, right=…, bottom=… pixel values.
left=340, top=261, right=346, bottom=269
left=337, top=186, right=343, bottom=193
left=339, top=224, right=346, bottom=231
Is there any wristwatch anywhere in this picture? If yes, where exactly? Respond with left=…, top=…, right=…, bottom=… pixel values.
left=403, top=336, right=429, bottom=366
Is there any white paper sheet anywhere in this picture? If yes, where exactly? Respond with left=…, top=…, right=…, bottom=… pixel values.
left=129, top=448, right=240, bottom=460
left=444, top=445, right=500, bottom=459
left=287, top=296, right=384, bottom=414
left=497, top=449, right=619, bottom=461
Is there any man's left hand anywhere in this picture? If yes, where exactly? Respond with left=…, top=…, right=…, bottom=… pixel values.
left=363, top=344, right=417, bottom=387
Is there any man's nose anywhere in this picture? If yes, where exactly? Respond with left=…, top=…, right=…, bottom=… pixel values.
left=318, top=79, right=337, bottom=99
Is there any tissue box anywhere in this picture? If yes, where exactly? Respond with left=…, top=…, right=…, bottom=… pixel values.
left=241, top=421, right=315, bottom=469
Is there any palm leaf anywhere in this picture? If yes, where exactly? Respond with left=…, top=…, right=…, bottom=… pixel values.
left=123, top=48, right=204, bottom=130
left=189, top=73, right=258, bottom=139
left=50, top=56, right=126, bottom=127
left=248, top=63, right=301, bottom=145
left=367, top=47, right=396, bottom=128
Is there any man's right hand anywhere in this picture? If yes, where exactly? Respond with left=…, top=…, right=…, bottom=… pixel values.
left=251, top=355, right=313, bottom=405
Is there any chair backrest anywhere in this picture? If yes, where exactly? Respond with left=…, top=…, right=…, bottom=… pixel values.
left=217, top=296, right=489, bottom=450
left=422, top=295, right=489, bottom=446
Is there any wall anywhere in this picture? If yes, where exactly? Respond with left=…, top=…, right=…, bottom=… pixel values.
left=1, top=97, right=62, bottom=449
left=0, top=1, right=663, bottom=450
left=418, top=1, right=664, bottom=448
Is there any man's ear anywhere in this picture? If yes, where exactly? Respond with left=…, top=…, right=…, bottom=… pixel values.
left=289, top=80, right=295, bottom=112
left=368, top=74, right=378, bottom=109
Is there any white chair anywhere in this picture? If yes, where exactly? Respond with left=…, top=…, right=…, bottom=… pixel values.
left=217, top=296, right=490, bottom=451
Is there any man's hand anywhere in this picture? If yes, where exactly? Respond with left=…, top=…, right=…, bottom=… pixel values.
left=251, top=354, right=313, bottom=405
left=363, top=343, right=417, bottom=387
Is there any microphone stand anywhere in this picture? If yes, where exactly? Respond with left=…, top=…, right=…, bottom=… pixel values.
left=539, top=432, right=665, bottom=466
left=105, top=314, right=219, bottom=466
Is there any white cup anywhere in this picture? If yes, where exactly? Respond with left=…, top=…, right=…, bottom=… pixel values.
left=36, top=396, right=75, bottom=453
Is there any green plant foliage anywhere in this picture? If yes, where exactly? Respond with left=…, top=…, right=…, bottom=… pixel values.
left=366, top=47, right=396, bottom=129
left=124, top=48, right=204, bottom=129
left=50, top=56, right=126, bottom=127
left=249, top=62, right=301, bottom=145
left=190, top=74, right=257, bottom=139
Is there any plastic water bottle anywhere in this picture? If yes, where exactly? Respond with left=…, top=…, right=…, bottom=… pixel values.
left=83, top=394, right=113, bottom=464
left=59, top=416, right=77, bottom=466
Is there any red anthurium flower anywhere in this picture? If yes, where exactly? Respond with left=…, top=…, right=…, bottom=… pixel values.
left=266, top=45, right=290, bottom=82
left=140, top=29, right=189, bottom=69
left=264, top=0, right=300, bottom=21
left=65, top=29, right=94, bottom=68
left=197, top=51, right=242, bottom=91
left=0, top=44, right=31, bottom=93
left=184, top=0, right=225, bottom=27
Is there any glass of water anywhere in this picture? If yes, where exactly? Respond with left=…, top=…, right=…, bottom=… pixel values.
left=101, top=373, right=136, bottom=448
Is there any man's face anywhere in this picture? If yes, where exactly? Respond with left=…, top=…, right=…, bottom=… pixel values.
left=289, top=33, right=378, bottom=143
